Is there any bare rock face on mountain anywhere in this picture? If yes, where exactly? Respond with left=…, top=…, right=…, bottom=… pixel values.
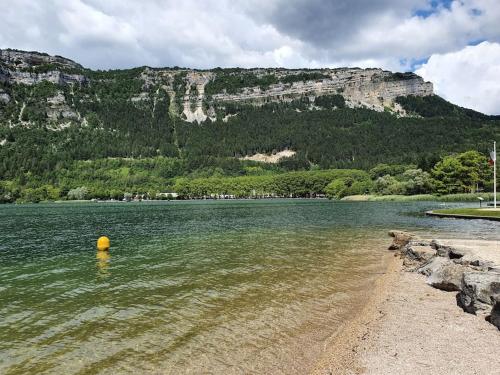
left=211, top=69, right=432, bottom=114
left=6, top=70, right=87, bottom=86
left=0, top=49, right=81, bottom=70
left=0, top=48, right=434, bottom=124
left=181, top=71, right=214, bottom=123
left=0, top=49, right=87, bottom=86
left=0, top=89, right=10, bottom=104
left=45, top=92, right=79, bottom=123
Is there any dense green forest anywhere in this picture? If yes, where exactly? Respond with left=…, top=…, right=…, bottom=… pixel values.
left=1, top=81, right=498, bottom=178
left=0, top=150, right=495, bottom=203
left=1, top=58, right=499, bottom=203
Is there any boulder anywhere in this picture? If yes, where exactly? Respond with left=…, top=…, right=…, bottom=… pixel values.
left=454, top=253, right=493, bottom=269
left=489, top=297, right=500, bottom=330
left=402, top=245, right=436, bottom=270
left=430, top=240, right=468, bottom=259
left=388, top=230, right=415, bottom=250
left=418, top=256, right=447, bottom=276
left=457, top=271, right=500, bottom=314
left=406, top=245, right=435, bottom=262
left=420, top=257, right=467, bottom=292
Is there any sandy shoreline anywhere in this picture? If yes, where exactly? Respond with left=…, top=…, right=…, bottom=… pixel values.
left=311, top=235, right=500, bottom=375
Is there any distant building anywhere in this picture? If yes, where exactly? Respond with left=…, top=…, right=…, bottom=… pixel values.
left=156, top=192, right=178, bottom=199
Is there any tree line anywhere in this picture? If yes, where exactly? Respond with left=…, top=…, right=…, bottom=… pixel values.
left=0, top=150, right=495, bottom=203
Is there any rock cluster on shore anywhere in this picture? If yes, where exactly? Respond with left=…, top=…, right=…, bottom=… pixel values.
left=388, top=230, right=500, bottom=331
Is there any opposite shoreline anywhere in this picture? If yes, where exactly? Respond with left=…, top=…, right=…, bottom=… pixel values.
left=0, top=192, right=496, bottom=205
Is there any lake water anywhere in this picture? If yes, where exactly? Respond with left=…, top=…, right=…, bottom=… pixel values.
left=0, top=200, right=498, bottom=374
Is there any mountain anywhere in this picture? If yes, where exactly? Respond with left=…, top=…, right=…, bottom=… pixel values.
left=0, top=49, right=499, bottom=181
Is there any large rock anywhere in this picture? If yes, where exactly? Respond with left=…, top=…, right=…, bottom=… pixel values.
left=402, top=244, right=436, bottom=270
left=430, top=240, right=467, bottom=258
left=388, top=230, right=415, bottom=250
left=418, top=257, right=467, bottom=291
left=430, top=240, right=493, bottom=269
left=490, top=297, right=500, bottom=330
left=456, top=253, right=493, bottom=269
left=457, top=271, right=500, bottom=314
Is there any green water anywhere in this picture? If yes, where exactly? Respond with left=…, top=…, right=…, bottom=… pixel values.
left=0, top=200, right=498, bottom=374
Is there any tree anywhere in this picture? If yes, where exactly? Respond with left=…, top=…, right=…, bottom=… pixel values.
left=67, top=186, right=88, bottom=200
left=369, top=164, right=414, bottom=179
left=432, top=151, right=490, bottom=194
left=401, top=169, right=434, bottom=195
left=325, top=179, right=349, bottom=199
left=374, top=175, right=405, bottom=195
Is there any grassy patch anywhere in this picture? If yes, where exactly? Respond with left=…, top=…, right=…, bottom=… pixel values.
left=341, top=194, right=434, bottom=201
left=436, top=193, right=494, bottom=202
left=342, top=193, right=495, bottom=202
left=432, top=208, right=500, bottom=218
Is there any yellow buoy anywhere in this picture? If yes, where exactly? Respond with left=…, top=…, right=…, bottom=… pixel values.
left=97, top=236, right=110, bottom=251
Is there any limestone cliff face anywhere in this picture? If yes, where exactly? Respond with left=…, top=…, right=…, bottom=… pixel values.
left=0, top=49, right=81, bottom=70
left=181, top=71, right=215, bottom=122
left=0, top=49, right=86, bottom=85
left=210, top=69, right=432, bottom=113
left=0, top=49, right=433, bottom=125
left=176, top=68, right=432, bottom=121
left=0, top=69, right=87, bottom=86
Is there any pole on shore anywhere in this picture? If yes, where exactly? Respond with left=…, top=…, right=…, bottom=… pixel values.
left=494, top=141, right=497, bottom=208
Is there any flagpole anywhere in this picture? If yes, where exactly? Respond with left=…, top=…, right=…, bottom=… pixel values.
left=494, top=141, right=497, bottom=208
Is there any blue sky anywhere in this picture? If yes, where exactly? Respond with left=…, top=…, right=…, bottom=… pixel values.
left=0, top=0, right=499, bottom=113
left=413, top=0, right=454, bottom=17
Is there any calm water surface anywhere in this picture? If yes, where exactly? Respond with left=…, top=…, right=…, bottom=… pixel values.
left=0, top=200, right=498, bottom=374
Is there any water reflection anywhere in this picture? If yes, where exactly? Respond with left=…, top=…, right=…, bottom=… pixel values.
left=96, top=250, right=111, bottom=278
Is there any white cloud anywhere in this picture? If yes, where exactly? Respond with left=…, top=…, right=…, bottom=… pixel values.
left=56, top=0, right=138, bottom=47
left=0, top=0, right=500, bottom=113
left=0, top=0, right=499, bottom=71
left=416, top=41, right=500, bottom=115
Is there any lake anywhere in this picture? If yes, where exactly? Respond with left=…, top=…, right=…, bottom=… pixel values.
left=0, top=200, right=498, bottom=374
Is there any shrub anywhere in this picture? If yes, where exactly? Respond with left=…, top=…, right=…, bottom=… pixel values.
left=67, top=186, right=88, bottom=200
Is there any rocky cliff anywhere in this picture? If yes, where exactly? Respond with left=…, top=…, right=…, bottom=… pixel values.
left=209, top=69, right=432, bottom=111
left=0, top=49, right=433, bottom=126
left=0, top=49, right=86, bottom=86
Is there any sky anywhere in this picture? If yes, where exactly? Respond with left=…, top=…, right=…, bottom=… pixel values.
left=0, top=0, right=499, bottom=114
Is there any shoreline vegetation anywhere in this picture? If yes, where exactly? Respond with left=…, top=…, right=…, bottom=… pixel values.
left=341, top=193, right=496, bottom=202
left=313, top=231, right=500, bottom=374
left=0, top=192, right=496, bottom=205
left=0, top=150, right=497, bottom=204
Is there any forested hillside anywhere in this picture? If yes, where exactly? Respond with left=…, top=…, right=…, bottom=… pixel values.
left=0, top=49, right=499, bottom=202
